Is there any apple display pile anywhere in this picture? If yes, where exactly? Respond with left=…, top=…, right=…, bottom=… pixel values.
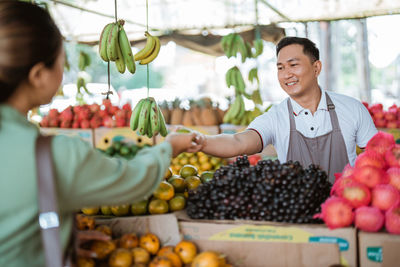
left=40, top=99, right=132, bottom=129
left=364, top=102, right=400, bottom=129
left=316, top=131, right=400, bottom=234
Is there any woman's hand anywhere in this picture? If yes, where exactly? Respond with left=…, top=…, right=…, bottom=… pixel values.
left=165, top=132, right=203, bottom=157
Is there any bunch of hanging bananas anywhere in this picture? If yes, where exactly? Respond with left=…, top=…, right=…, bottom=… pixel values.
left=223, top=95, right=245, bottom=124
left=78, top=51, right=91, bottom=71
left=221, top=33, right=248, bottom=62
left=99, top=20, right=136, bottom=74
left=226, top=66, right=246, bottom=95
left=253, top=39, right=264, bottom=57
left=130, top=97, right=168, bottom=138
left=134, top=31, right=161, bottom=65
left=76, top=77, right=92, bottom=95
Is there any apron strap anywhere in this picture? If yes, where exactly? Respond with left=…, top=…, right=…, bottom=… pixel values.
left=325, top=93, right=341, bottom=131
left=286, top=99, right=297, bottom=131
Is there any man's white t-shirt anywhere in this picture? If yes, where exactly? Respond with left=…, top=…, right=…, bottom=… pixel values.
left=248, top=90, right=378, bottom=166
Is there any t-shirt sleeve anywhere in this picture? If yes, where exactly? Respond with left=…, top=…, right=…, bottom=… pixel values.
left=355, top=100, right=378, bottom=148
left=247, top=107, right=276, bottom=149
left=51, top=136, right=172, bottom=212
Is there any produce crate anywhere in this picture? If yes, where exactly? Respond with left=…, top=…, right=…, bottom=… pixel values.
left=358, top=231, right=400, bottom=267
left=40, top=128, right=94, bottom=146
left=176, top=212, right=356, bottom=267
left=154, top=125, right=220, bottom=144
left=93, top=127, right=154, bottom=150
left=96, top=213, right=181, bottom=247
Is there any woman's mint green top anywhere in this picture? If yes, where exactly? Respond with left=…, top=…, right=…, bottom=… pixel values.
left=0, top=104, right=172, bottom=267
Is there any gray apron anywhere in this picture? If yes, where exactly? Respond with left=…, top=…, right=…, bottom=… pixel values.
left=286, top=93, right=349, bottom=184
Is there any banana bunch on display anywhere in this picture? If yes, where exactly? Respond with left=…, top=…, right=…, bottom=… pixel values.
left=98, top=20, right=136, bottom=74
left=130, top=97, right=168, bottom=138
left=76, top=77, right=91, bottom=95
left=78, top=51, right=91, bottom=71
left=226, top=66, right=246, bottom=95
left=221, top=33, right=249, bottom=62
left=134, top=31, right=161, bottom=65
left=248, top=67, right=259, bottom=84
left=223, top=95, right=245, bottom=124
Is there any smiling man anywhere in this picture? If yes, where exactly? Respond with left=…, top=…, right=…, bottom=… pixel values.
left=195, top=36, right=377, bottom=183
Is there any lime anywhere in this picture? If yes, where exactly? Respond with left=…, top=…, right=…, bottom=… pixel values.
left=179, top=164, right=198, bottom=178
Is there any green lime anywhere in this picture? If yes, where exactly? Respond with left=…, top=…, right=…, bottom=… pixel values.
left=112, top=141, right=122, bottom=151
left=200, top=171, right=214, bottom=183
left=131, top=200, right=148, bottom=216
left=105, top=146, right=115, bottom=156
left=120, top=146, right=131, bottom=156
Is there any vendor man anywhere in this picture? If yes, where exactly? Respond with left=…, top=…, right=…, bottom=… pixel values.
left=196, top=37, right=377, bottom=183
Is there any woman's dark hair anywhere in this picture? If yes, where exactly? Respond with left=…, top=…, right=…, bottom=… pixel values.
left=276, top=36, right=319, bottom=62
left=0, top=1, right=62, bottom=103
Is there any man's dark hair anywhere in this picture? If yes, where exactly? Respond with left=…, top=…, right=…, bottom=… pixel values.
left=276, top=37, right=319, bottom=62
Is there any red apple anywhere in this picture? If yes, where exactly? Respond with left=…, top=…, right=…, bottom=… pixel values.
left=372, top=184, right=400, bottom=211
left=385, top=204, right=400, bottom=234
left=353, top=165, right=388, bottom=188
left=314, top=196, right=354, bottom=229
left=337, top=182, right=371, bottom=208
left=355, top=206, right=384, bottom=232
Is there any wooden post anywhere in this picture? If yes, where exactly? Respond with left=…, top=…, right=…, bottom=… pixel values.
left=355, top=19, right=371, bottom=102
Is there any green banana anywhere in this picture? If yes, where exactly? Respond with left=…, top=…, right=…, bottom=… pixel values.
left=118, top=23, right=136, bottom=74
left=138, top=98, right=151, bottom=136
left=245, top=41, right=254, bottom=58
left=237, top=36, right=248, bottom=63
left=236, top=95, right=245, bottom=119
left=234, top=67, right=246, bottom=95
left=78, top=52, right=86, bottom=71
left=149, top=98, right=160, bottom=136
left=223, top=33, right=235, bottom=57
left=134, top=32, right=156, bottom=61
left=147, top=111, right=153, bottom=138
left=115, top=37, right=126, bottom=73
left=139, top=35, right=160, bottom=65
left=254, top=39, right=264, bottom=57
left=227, top=33, right=237, bottom=58
left=265, top=104, right=273, bottom=113
left=130, top=99, right=146, bottom=131
left=99, top=23, right=114, bottom=62
left=158, top=107, right=168, bottom=137
left=248, top=68, right=259, bottom=84
left=251, top=89, right=263, bottom=105
left=106, top=23, right=119, bottom=61
left=225, top=68, right=234, bottom=88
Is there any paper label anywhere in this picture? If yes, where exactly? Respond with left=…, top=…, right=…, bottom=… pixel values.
left=309, top=236, right=349, bottom=251
left=367, top=247, right=382, bottom=262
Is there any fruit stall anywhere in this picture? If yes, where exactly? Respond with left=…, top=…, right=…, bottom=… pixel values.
left=22, top=0, right=400, bottom=267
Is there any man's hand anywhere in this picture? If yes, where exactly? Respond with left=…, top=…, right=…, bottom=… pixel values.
left=165, top=131, right=202, bottom=157
left=74, top=230, right=111, bottom=258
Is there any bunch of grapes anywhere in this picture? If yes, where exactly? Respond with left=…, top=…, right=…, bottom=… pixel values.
left=186, top=156, right=331, bottom=223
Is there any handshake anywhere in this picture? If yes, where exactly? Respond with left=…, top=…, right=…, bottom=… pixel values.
left=165, top=127, right=205, bottom=158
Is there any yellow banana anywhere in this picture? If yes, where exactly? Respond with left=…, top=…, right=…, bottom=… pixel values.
left=118, top=22, right=136, bottom=74
left=99, top=23, right=114, bottom=62
left=139, top=36, right=160, bottom=65
left=149, top=98, right=160, bottom=136
left=106, top=23, right=119, bottom=61
left=134, top=32, right=155, bottom=61
left=138, top=98, right=151, bottom=136
left=158, top=107, right=168, bottom=137
left=115, top=38, right=126, bottom=73
left=130, top=98, right=146, bottom=131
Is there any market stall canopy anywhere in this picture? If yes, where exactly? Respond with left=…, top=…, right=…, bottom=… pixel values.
left=47, top=0, right=400, bottom=54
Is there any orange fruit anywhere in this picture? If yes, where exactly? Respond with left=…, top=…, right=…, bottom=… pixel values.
left=75, top=214, right=95, bottom=230
left=189, top=156, right=198, bottom=165
left=108, top=248, right=133, bottom=267
left=90, top=240, right=116, bottom=260
left=171, top=158, right=180, bottom=165
left=198, top=155, right=209, bottom=164
left=161, top=252, right=182, bottom=267
left=119, top=233, right=139, bottom=249
left=111, top=204, right=130, bottom=216
left=81, top=207, right=99, bottom=216
left=140, top=233, right=160, bottom=255
left=179, top=165, right=198, bottom=178
left=100, top=206, right=113, bottom=215
left=153, top=181, right=175, bottom=201
left=131, top=247, right=150, bottom=264
left=191, top=251, right=226, bottom=267
left=168, top=176, right=187, bottom=193
left=200, top=162, right=212, bottom=172
left=210, top=157, right=221, bottom=166
left=200, top=171, right=214, bottom=183
left=174, top=240, right=197, bottom=264
left=131, top=200, right=148, bottom=216
left=148, top=199, right=169, bottom=214
left=179, top=157, right=189, bottom=166
left=95, top=225, right=112, bottom=236
left=149, top=256, right=173, bottom=267
left=164, top=167, right=173, bottom=180
left=168, top=195, right=186, bottom=212
left=76, top=257, right=95, bottom=267
left=185, top=176, right=202, bottom=191
left=157, top=246, right=175, bottom=256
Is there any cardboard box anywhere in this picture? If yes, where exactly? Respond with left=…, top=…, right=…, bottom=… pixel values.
left=96, top=214, right=181, bottom=246
left=358, top=231, right=400, bottom=267
left=193, top=239, right=340, bottom=267
left=93, top=127, right=154, bottom=149
left=177, top=213, right=356, bottom=267
left=40, top=127, right=94, bottom=146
